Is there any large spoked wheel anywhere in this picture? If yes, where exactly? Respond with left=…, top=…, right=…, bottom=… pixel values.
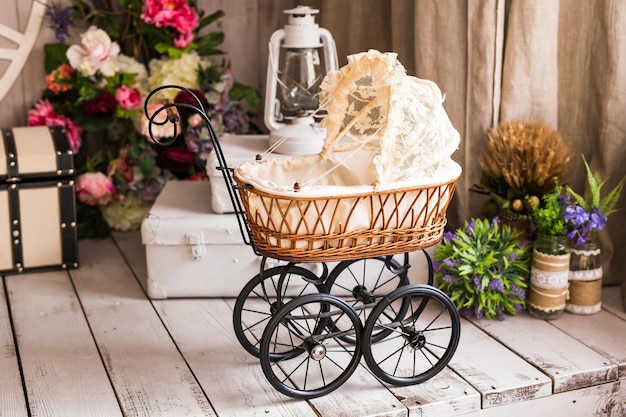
left=233, top=265, right=326, bottom=359
left=362, top=285, right=460, bottom=386
left=326, top=256, right=410, bottom=343
left=259, top=293, right=362, bottom=399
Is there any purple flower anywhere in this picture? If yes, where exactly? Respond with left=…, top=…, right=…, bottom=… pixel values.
left=472, top=275, right=483, bottom=291
left=487, top=278, right=505, bottom=292
left=443, top=258, right=460, bottom=268
left=443, top=231, right=458, bottom=242
left=459, top=308, right=472, bottom=319
left=506, top=252, right=518, bottom=261
left=510, top=284, right=526, bottom=300
left=442, top=274, right=456, bottom=284
left=465, top=219, right=476, bottom=236
left=45, top=3, right=75, bottom=44
left=222, top=104, right=250, bottom=134
left=432, top=259, right=442, bottom=274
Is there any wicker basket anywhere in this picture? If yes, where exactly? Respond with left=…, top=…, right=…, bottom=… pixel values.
left=234, top=176, right=458, bottom=262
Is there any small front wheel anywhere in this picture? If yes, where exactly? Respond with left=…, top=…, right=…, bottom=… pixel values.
left=259, top=293, right=362, bottom=399
left=362, top=285, right=460, bottom=386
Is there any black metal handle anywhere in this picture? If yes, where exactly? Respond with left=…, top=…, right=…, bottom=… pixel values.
left=144, top=85, right=257, bottom=252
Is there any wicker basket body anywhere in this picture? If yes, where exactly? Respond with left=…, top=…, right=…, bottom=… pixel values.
left=234, top=176, right=458, bottom=262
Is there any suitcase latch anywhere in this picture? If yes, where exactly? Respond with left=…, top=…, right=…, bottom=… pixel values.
left=185, top=233, right=207, bottom=260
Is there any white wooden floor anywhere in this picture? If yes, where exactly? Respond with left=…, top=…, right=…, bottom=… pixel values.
left=1, top=232, right=625, bottom=417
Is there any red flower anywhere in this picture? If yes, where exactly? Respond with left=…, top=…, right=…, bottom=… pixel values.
left=160, top=146, right=195, bottom=174
left=83, top=92, right=117, bottom=118
left=174, top=88, right=209, bottom=120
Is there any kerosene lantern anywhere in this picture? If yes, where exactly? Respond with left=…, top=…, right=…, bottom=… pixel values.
left=264, top=6, right=338, bottom=154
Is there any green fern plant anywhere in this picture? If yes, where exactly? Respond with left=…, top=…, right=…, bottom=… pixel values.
left=565, top=155, right=624, bottom=218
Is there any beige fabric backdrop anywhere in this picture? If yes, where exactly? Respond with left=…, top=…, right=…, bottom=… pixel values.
left=310, top=0, right=626, bottom=298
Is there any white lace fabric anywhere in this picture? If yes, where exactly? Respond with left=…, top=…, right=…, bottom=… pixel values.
left=319, top=49, right=460, bottom=189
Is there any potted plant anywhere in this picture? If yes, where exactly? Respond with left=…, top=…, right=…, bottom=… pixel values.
left=562, top=155, right=624, bottom=314
left=433, top=217, right=531, bottom=320
left=527, top=182, right=571, bottom=320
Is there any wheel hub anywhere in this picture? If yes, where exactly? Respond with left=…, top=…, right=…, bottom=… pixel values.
left=403, top=327, right=426, bottom=349
left=309, top=343, right=327, bottom=361
left=352, top=285, right=376, bottom=305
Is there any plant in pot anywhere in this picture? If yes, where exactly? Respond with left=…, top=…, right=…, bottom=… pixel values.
left=562, top=155, right=624, bottom=314
left=433, top=217, right=531, bottom=320
left=472, top=120, right=571, bottom=239
left=527, top=182, right=572, bottom=320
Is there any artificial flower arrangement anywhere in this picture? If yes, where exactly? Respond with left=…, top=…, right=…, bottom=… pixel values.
left=529, top=157, right=623, bottom=245
left=434, top=217, right=531, bottom=320
left=31, top=0, right=261, bottom=237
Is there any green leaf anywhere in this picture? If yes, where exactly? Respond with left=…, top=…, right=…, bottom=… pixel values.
left=198, top=10, right=225, bottom=31
left=139, top=154, right=156, bottom=177
left=44, top=43, right=70, bottom=73
left=195, top=32, right=225, bottom=56
left=230, top=82, right=262, bottom=108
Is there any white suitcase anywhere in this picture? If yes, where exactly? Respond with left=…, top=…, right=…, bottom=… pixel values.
left=205, top=134, right=286, bottom=213
left=141, top=180, right=264, bottom=299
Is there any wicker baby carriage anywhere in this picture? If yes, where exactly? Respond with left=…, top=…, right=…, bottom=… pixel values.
left=146, top=50, right=462, bottom=400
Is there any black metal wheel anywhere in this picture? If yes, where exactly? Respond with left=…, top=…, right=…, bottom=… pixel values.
left=362, top=284, right=460, bottom=386
left=259, top=293, right=362, bottom=399
left=233, top=264, right=326, bottom=359
left=325, top=255, right=410, bottom=343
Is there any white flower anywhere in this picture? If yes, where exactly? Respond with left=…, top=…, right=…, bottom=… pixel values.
left=117, top=54, right=148, bottom=89
left=147, top=51, right=203, bottom=100
left=66, top=26, right=120, bottom=77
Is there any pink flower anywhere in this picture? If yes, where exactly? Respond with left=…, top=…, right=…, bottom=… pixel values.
left=46, top=115, right=83, bottom=154
left=116, top=86, right=142, bottom=109
left=76, top=172, right=115, bottom=206
left=141, top=0, right=199, bottom=49
left=27, top=100, right=83, bottom=153
left=66, top=26, right=120, bottom=76
left=27, top=99, right=55, bottom=126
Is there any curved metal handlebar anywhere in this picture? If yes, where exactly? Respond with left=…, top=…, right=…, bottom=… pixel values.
left=144, top=85, right=256, bottom=251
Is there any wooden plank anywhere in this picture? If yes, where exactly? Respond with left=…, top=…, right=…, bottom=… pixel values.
left=456, top=377, right=626, bottom=417
left=154, top=298, right=320, bottom=417
left=446, top=319, right=552, bottom=408
left=551, top=309, right=626, bottom=377
left=111, top=231, right=148, bottom=295
left=6, top=271, right=121, bottom=417
left=389, top=368, right=481, bottom=416
left=70, top=238, right=216, bottom=417
left=0, top=278, right=28, bottom=417
left=471, top=311, right=617, bottom=393
left=602, top=285, right=626, bottom=320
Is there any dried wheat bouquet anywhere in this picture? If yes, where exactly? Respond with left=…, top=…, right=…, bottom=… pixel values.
left=480, top=120, right=570, bottom=196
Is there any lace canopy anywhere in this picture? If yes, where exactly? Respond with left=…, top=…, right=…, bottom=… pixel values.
left=319, top=49, right=460, bottom=188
